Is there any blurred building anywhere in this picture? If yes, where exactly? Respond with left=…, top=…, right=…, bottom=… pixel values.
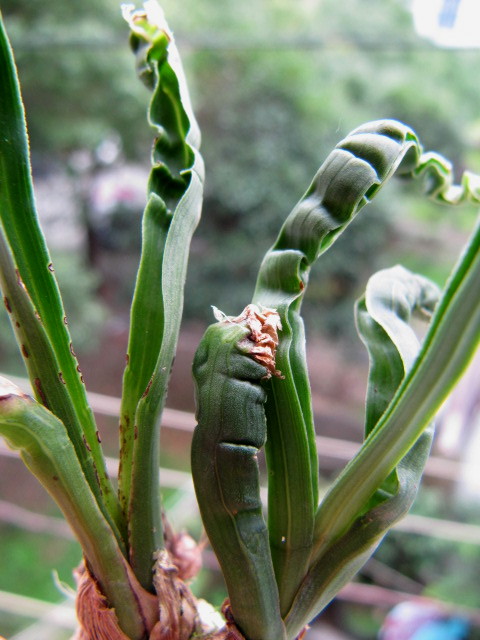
left=411, top=0, right=480, bottom=48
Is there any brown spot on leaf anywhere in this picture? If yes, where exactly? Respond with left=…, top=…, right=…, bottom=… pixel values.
left=63, top=315, right=68, bottom=325
left=96, top=430, right=102, bottom=443
left=15, top=269, right=27, bottom=291
left=34, top=378, right=48, bottom=406
left=125, top=353, right=130, bottom=365
left=21, top=345, right=29, bottom=358
left=59, top=372, right=66, bottom=384
left=134, top=425, right=138, bottom=440
left=47, top=263, right=55, bottom=272
left=142, top=378, right=153, bottom=398
left=70, top=342, right=77, bottom=357
left=82, top=435, right=92, bottom=452
left=3, top=297, right=12, bottom=313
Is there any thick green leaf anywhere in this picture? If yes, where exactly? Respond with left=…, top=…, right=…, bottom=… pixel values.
left=0, top=11, right=120, bottom=528
left=252, top=119, right=480, bottom=616
left=0, top=229, right=125, bottom=547
left=284, top=222, right=479, bottom=635
left=120, top=4, right=204, bottom=588
left=357, top=266, right=439, bottom=513
left=310, top=219, right=479, bottom=564
left=192, top=316, right=286, bottom=640
left=252, top=119, right=418, bottom=612
left=292, top=222, right=479, bottom=629
left=284, top=266, right=439, bottom=637
left=0, top=378, right=154, bottom=640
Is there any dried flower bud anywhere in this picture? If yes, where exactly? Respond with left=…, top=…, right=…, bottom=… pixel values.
left=213, top=304, right=282, bottom=379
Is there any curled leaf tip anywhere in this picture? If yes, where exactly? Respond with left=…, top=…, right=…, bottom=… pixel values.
left=0, top=376, right=29, bottom=401
left=213, top=304, right=283, bottom=378
left=122, top=1, right=172, bottom=44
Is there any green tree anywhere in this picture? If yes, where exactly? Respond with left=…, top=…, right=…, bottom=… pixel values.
left=3, top=0, right=480, bottom=336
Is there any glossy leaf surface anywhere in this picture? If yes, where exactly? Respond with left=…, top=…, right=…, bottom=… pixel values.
left=120, top=4, right=204, bottom=588
left=285, top=266, right=440, bottom=636
left=0, top=379, right=154, bottom=640
left=253, top=119, right=480, bottom=619
left=192, top=317, right=286, bottom=640
left=0, top=11, right=120, bottom=530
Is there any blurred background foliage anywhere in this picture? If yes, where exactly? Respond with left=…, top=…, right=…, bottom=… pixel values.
left=1, top=0, right=480, bottom=353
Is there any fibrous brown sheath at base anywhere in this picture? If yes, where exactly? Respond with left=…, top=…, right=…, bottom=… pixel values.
left=149, top=550, right=200, bottom=640
left=72, top=550, right=203, bottom=640
left=72, top=563, right=144, bottom=640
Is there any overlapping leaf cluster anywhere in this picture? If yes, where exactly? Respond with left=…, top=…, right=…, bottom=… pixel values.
left=0, top=4, right=203, bottom=638
left=0, top=4, right=479, bottom=640
left=191, top=121, right=480, bottom=639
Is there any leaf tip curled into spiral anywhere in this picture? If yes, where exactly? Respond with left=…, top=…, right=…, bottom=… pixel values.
left=212, top=304, right=283, bottom=379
